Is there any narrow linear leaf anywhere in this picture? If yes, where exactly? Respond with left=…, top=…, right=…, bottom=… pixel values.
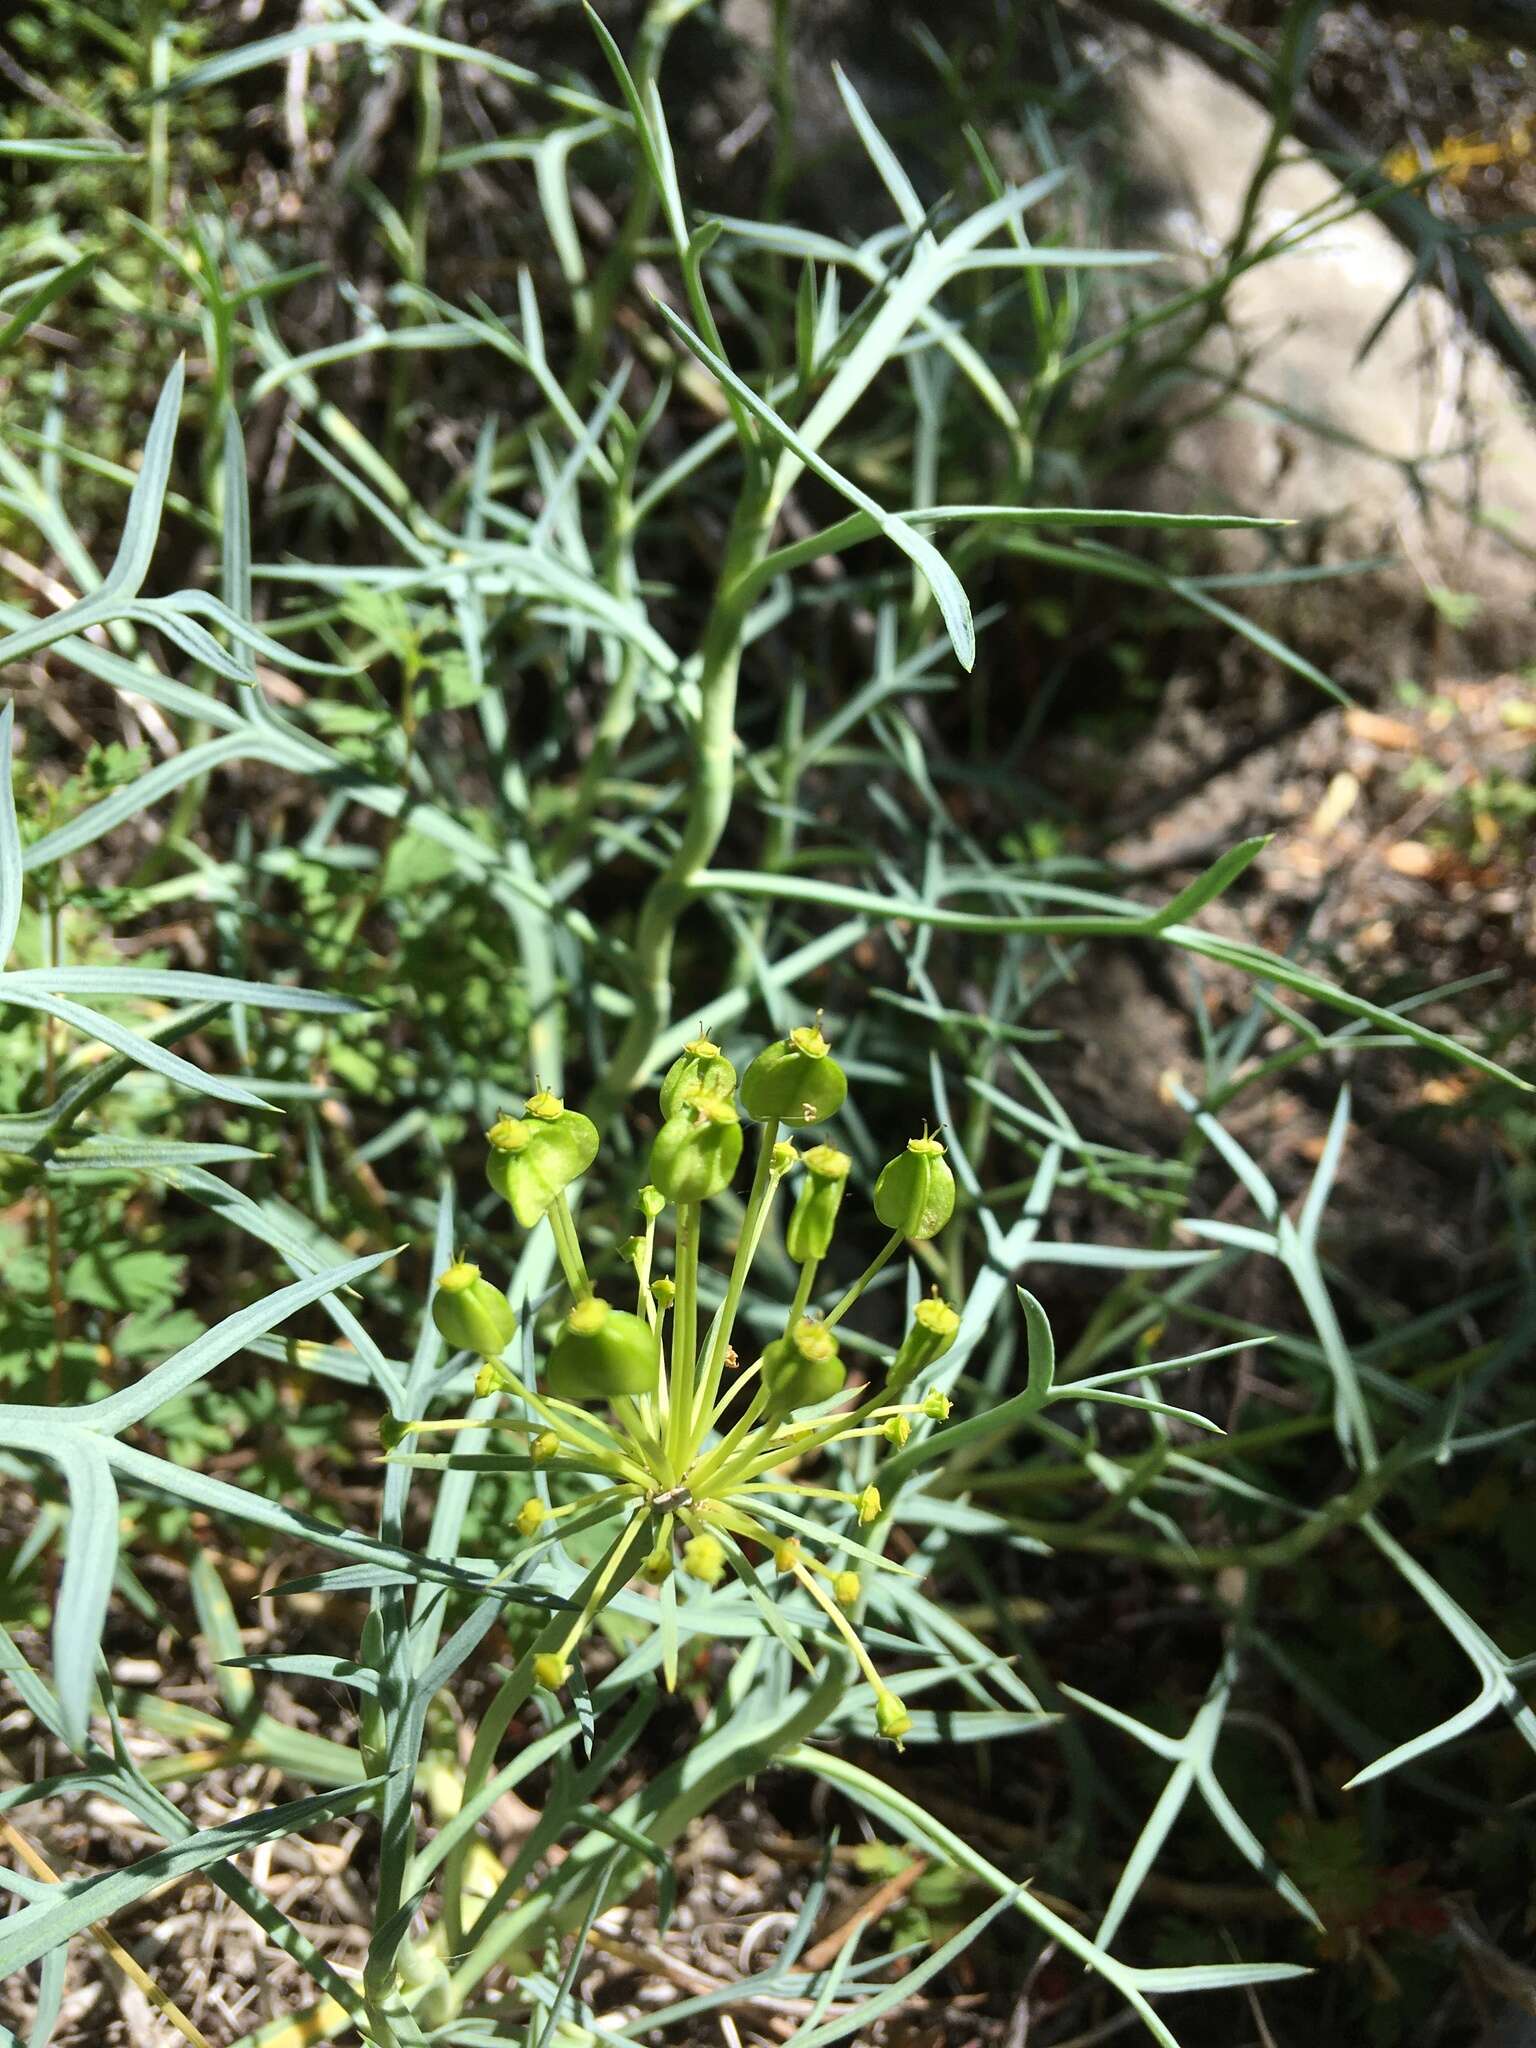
left=654, top=301, right=975, bottom=670
left=0, top=1779, right=386, bottom=1976
left=0, top=252, right=98, bottom=353
left=46, top=1437, right=119, bottom=1750
left=0, top=987, right=274, bottom=1110
left=3, top=966, right=363, bottom=1014
left=0, top=702, right=21, bottom=962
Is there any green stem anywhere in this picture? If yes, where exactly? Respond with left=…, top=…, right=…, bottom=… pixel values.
left=791, top=1560, right=884, bottom=1696
left=494, top=1367, right=643, bottom=1476
left=694, top=1121, right=780, bottom=1429
left=689, top=1381, right=771, bottom=1494
left=710, top=1379, right=896, bottom=1493
left=547, top=1194, right=592, bottom=1300
left=441, top=1509, right=650, bottom=1954
left=586, top=481, right=771, bottom=1126
left=665, top=1203, right=700, bottom=1475
left=612, top=1393, right=667, bottom=1475
left=786, top=1256, right=819, bottom=1332
left=823, top=1231, right=902, bottom=1330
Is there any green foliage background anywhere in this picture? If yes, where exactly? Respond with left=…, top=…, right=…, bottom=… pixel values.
left=1, top=3, right=1533, bottom=2045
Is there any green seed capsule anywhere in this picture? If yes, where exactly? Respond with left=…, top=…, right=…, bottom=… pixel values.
left=785, top=1143, right=851, bottom=1262
left=762, top=1317, right=846, bottom=1411
left=638, top=1183, right=667, bottom=1221
left=651, top=1275, right=676, bottom=1312
left=649, top=1091, right=743, bottom=1203
left=889, top=1293, right=962, bottom=1390
left=834, top=1569, right=861, bottom=1609
left=875, top=1690, right=912, bottom=1746
left=534, top=1653, right=569, bottom=1691
left=659, top=1034, right=737, bottom=1120
left=431, top=1262, right=518, bottom=1358
left=515, top=1498, right=547, bottom=1537
left=770, top=1140, right=799, bottom=1177
left=856, top=1484, right=882, bottom=1526
left=873, top=1133, right=956, bottom=1240
left=487, top=1096, right=599, bottom=1228
left=546, top=1296, right=659, bottom=1401
left=740, top=1022, right=847, bottom=1126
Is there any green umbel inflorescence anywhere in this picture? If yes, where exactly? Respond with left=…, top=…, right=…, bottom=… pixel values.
left=388, top=1021, right=961, bottom=1743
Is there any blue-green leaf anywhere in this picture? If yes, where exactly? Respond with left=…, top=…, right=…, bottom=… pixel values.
left=0, top=702, right=20, bottom=962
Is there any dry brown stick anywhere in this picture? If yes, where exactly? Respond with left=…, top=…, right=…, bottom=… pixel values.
left=1, top=1818, right=217, bottom=2048
left=794, top=1853, right=930, bottom=1973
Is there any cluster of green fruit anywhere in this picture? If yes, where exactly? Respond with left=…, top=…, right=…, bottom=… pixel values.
left=398, top=1023, right=964, bottom=1743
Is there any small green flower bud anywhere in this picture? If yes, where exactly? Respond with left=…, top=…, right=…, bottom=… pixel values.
left=487, top=1099, right=599, bottom=1228
left=785, top=1143, right=851, bottom=1262
left=740, top=1023, right=847, bottom=1126
left=638, top=1184, right=667, bottom=1220
left=432, top=1262, right=518, bottom=1358
left=875, top=1690, right=912, bottom=1746
left=515, top=1498, right=547, bottom=1537
left=649, top=1091, right=743, bottom=1202
left=651, top=1275, right=676, bottom=1311
left=889, top=1293, right=962, bottom=1390
left=485, top=1115, right=533, bottom=1202
left=659, top=1034, right=737, bottom=1120
left=487, top=1113, right=535, bottom=1154
left=643, top=1542, right=673, bottom=1584
left=546, top=1296, right=659, bottom=1400
left=873, top=1133, right=956, bottom=1240
left=856, top=1484, right=882, bottom=1526
left=834, top=1569, right=862, bottom=1609
left=922, top=1388, right=952, bottom=1421
left=531, top=1430, right=560, bottom=1462
left=617, top=1234, right=645, bottom=1268
left=883, top=1413, right=911, bottom=1447
left=379, top=1415, right=412, bottom=1452
left=771, top=1140, right=800, bottom=1176
left=533, top=1653, right=569, bottom=1691
left=762, top=1318, right=846, bottom=1411
left=774, top=1538, right=802, bottom=1575
left=682, top=1533, right=726, bottom=1587
left=475, top=1358, right=515, bottom=1399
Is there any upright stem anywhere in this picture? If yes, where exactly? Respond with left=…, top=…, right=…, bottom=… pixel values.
left=443, top=1509, right=651, bottom=1954
left=695, top=1120, right=780, bottom=1430
left=586, top=478, right=770, bottom=1126
left=785, top=1256, right=819, bottom=1333
left=666, top=1203, right=700, bottom=1475
left=41, top=889, right=65, bottom=1403
left=547, top=1194, right=592, bottom=1301
left=690, top=1381, right=771, bottom=1494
